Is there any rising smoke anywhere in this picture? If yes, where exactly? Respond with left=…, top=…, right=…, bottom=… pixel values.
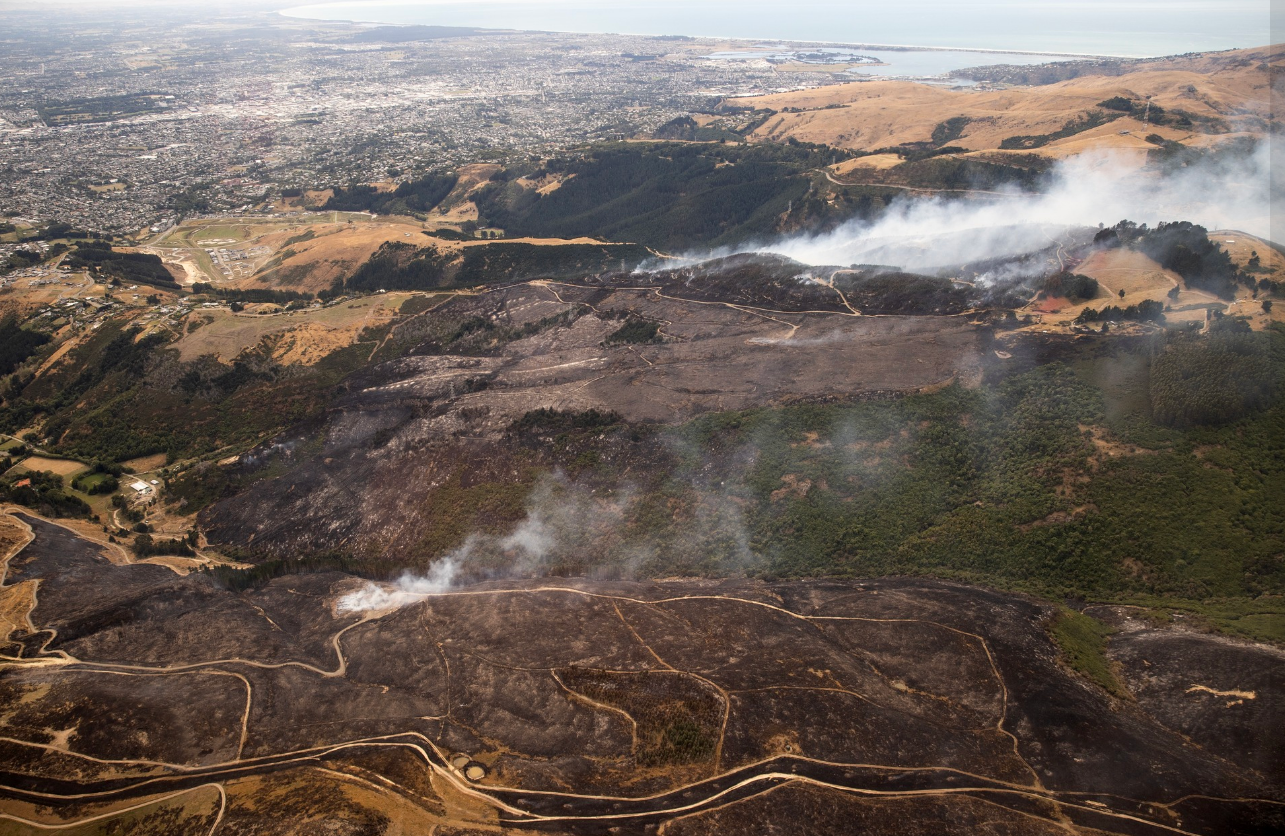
left=338, top=142, right=1279, bottom=612
left=337, top=473, right=634, bottom=612
left=761, top=140, right=1279, bottom=271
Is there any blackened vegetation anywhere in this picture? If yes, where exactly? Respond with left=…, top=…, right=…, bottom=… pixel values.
left=1150, top=331, right=1277, bottom=427
left=599, top=254, right=1003, bottom=316
left=509, top=408, right=624, bottom=436
left=453, top=241, right=651, bottom=286
left=400, top=304, right=587, bottom=357
left=323, top=172, right=459, bottom=216
left=206, top=552, right=365, bottom=591
left=66, top=241, right=179, bottom=290
left=558, top=668, right=722, bottom=766
left=617, top=254, right=831, bottom=311
left=177, top=280, right=1285, bottom=628
left=834, top=270, right=972, bottom=315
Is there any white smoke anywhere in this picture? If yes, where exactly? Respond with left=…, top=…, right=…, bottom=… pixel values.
left=336, top=473, right=633, bottom=613
left=761, top=139, right=1279, bottom=270
left=336, top=548, right=466, bottom=613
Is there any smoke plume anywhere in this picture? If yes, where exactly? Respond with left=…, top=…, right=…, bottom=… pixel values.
left=337, top=472, right=634, bottom=612
left=762, top=140, right=1279, bottom=270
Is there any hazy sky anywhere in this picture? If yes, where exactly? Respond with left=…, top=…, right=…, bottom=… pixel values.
left=8, top=1, right=1280, bottom=55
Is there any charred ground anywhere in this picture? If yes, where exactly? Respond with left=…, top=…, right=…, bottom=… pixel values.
left=0, top=514, right=1280, bottom=834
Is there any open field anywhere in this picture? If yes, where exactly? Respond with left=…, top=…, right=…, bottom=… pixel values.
left=1215, top=229, right=1285, bottom=282
left=1009, top=235, right=1283, bottom=333
left=0, top=271, right=100, bottom=318
left=831, top=153, right=904, bottom=173
left=120, top=453, right=168, bottom=473
left=139, top=211, right=629, bottom=296
left=172, top=294, right=416, bottom=365
left=15, top=456, right=86, bottom=477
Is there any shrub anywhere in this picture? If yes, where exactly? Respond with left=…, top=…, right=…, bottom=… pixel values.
left=1043, top=271, right=1099, bottom=302
left=605, top=318, right=661, bottom=345
left=1150, top=332, right=1275, bottom=427
left=1048, top=608, right=1128, bottom=697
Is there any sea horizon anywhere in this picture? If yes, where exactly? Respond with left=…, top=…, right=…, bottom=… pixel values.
left=279, top=0, right=1275, bottom=59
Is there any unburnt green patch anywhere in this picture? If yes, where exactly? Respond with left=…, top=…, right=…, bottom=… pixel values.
left=1048, top=607, right=1128, bottom=698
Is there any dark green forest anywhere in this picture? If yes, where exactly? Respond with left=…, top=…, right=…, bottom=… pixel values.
left=324, top=172, right=459, bottom=216
left=66, top=241, right=180, bottom=290
left=1098, top=220, right=1251, bottom=299
left=0, top=319, right=51, bottom=376
left=502, top=324, right=1283, bottom=640
left=344, top=240, right=651, bottom=293
left=472, top=142, right=851, bottom=250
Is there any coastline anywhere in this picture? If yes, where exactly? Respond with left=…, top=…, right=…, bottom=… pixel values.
left=274, top=7, right=1136, bottom=59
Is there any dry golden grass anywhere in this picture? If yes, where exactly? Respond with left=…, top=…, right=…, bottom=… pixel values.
left=0, top=513, right=35, bottom=644
left=741, top=46, right=1278, bottom=160
left=172, top=295, right=410, bottom=365
left=0, top=578, right=36, bottom=644
left=1075, top=248, right=1180, bottom=300
left=0, top=272, right=101, bottom=318
left=454, top=162, right=502, bottom=192
left=1016, top=241, right=1285, bottom=333
left=122, top=453, right=167, bottom=473
left=832, top=153, right=904, bottom=173
left=1018, top=248, right=1220, bottom=329
left=237, top=218, right=619, bottom=295
left=18, top=456, right=88, bottom=477
left=1213, top=230, right=1285, bottom=281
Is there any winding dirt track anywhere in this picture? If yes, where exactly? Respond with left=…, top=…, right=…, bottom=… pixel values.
left=0, top=514, right=1280, bottom=833
left=0, top=592, right=1278, bottom=831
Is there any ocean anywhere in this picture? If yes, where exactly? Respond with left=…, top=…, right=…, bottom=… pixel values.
left=281, top=0, right=1275, bottom=60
